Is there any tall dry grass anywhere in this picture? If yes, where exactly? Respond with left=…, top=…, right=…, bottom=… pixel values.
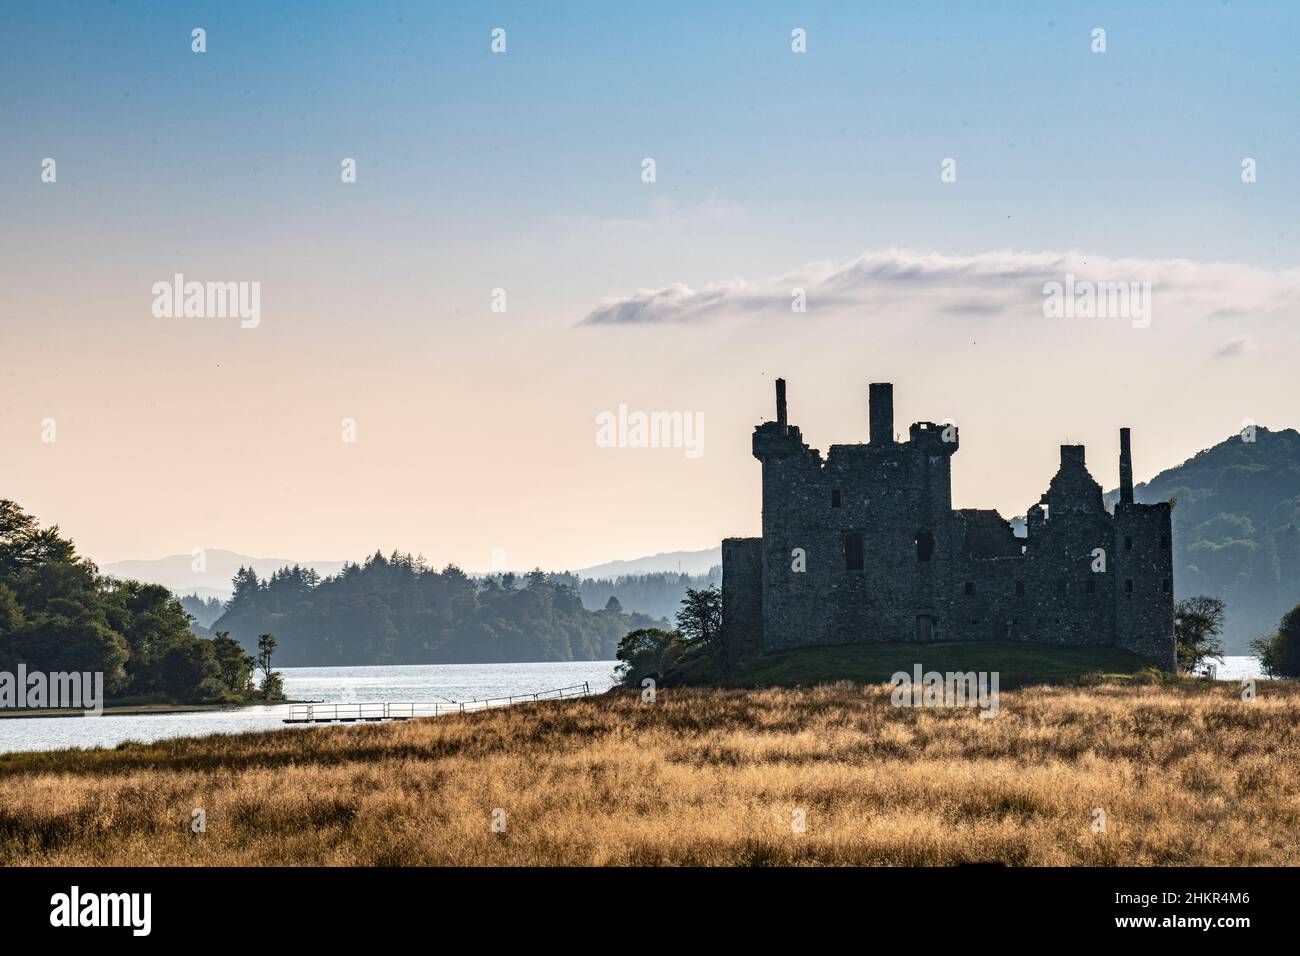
left=0, top=681, right=1297, bottom=865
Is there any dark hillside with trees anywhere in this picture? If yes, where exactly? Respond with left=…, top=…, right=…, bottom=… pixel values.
left=211, top=552, right=664, bottom=666
left=179, top=593, right=225, bottom=635
left=569, top=568, right=720, bottom=621
left=1112, top=427, right=1300, bottom=652
left=0, top=500, right=259, bottom=703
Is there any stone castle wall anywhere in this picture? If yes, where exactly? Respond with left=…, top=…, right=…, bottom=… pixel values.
left=720, top=381, right=1176, bottom=669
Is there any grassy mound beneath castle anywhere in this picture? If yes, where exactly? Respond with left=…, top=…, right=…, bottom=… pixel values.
left=725, top=641, right=1154, bottom=690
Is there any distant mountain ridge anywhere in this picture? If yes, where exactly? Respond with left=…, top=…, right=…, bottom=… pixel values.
left=1116, top=427, right=1300, bottom=653
left=574, top=548, right=721, bottom=580
left=101, top=550, right=347, bottom=601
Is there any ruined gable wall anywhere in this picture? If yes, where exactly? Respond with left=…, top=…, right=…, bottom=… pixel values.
left=724, top=382, right=1176, bottom=669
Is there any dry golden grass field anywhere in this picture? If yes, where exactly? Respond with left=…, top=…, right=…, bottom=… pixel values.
left=1, top=680, right=1298, bottom=866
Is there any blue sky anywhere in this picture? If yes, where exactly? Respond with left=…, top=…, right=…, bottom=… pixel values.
left=5, top=1, right=1296, bottom=264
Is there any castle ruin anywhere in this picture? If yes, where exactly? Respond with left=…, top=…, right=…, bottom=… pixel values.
left=721, top=380, right=1176, bottom=669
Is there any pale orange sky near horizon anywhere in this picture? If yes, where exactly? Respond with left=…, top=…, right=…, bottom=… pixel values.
left=5, top=250, right=1294, bottom=572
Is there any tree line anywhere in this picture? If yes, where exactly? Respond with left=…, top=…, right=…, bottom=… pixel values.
left=566, top=569, right=720, bottom=621
left=1173, top=594, right=1300, bottom=678
left=0, top=500, right=276, bottom=704
left=210, top=551, right=665, bottom=666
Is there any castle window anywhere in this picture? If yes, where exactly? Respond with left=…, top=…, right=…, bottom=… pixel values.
left=915, top=614, right=932, bottom=641
left=915, top=531, right=934, bottom=562
left=844, top=532, right=864, bottom=571
left=1124, top=536, right=1133, bottom=551
left=831, top=489, right=842, bottom=509
left=1015, top=580, right=1025, bottom=597
left=1086, top=579, right=1096, bottom=594
left=1125, top=578, right=1133, bottom=594
left=963, top=581, right=974, bottom=596
left=1162, top=578, right=1171, bottom=593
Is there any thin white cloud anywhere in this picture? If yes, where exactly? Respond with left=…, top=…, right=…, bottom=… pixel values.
left=579, top=248, right=1300, bottom=326
left=589, top=192, right=745, bottom=233
left=1213, top=336, right=1251, bottom=359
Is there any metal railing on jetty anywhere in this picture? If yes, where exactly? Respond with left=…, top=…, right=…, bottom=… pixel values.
left=284, top=681, right=592, bottom=724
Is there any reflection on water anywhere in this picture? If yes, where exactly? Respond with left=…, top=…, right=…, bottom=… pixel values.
left=1200, top=655, right=1264, bottom=682
left=0, top=661, right=619, bottom=754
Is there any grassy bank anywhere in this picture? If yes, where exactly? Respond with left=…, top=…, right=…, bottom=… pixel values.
left=0, top=694, right=300, bottom=719
left=0, top=701, right=301, bottom=719
left=728, top=641, right=1154, bottom=689
left=0, top=703, right=241, bottom=719
left=1, top=679, right=1297, bottom=865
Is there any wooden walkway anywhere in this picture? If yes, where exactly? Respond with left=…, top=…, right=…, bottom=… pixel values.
left=283, top=681, right=593, bottom=724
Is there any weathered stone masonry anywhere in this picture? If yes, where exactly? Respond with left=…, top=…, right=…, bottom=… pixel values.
left=721, top=380, right=1176, bottom=669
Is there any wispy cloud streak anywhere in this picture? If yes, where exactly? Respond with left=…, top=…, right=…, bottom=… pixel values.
left=579, top=249, right=1300, bottom=326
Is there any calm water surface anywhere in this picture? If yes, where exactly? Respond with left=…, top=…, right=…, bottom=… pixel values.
left=0, top=661, right=619, bottom=754
left=0, top=656, right=1267, bottom=754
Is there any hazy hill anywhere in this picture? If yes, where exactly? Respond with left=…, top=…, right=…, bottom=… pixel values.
left=1112, top=427, right=1300, bottom=653
left=101, top=550, right=347, bottom=600
left=178, top=593, right=225, bottom=634
left=574, top=548, right=721, bottom=579
left=568, top=568, right=720, bottom=620
left=173, top=586, right=231, bottom=603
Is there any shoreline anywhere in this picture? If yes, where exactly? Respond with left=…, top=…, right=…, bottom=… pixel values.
left=0, top=700, right=310, bottom=720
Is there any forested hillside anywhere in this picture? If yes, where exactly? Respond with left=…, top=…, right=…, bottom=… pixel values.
left=179, top=593, right=225, bottom=634
left=571, top=568, right=720, bottom=620
left=0, top=500, right=254, bottom=702
left=211, top=552, right=664, bottom=666
left=1122, top=427, right=1300, bottom=652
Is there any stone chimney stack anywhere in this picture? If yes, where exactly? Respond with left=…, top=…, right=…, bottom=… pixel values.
left=775, top=378, right=787, bottom=427
left=1119, top=427, right=1134, bottom=504
left=869, top=383, right=894, bottom=445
